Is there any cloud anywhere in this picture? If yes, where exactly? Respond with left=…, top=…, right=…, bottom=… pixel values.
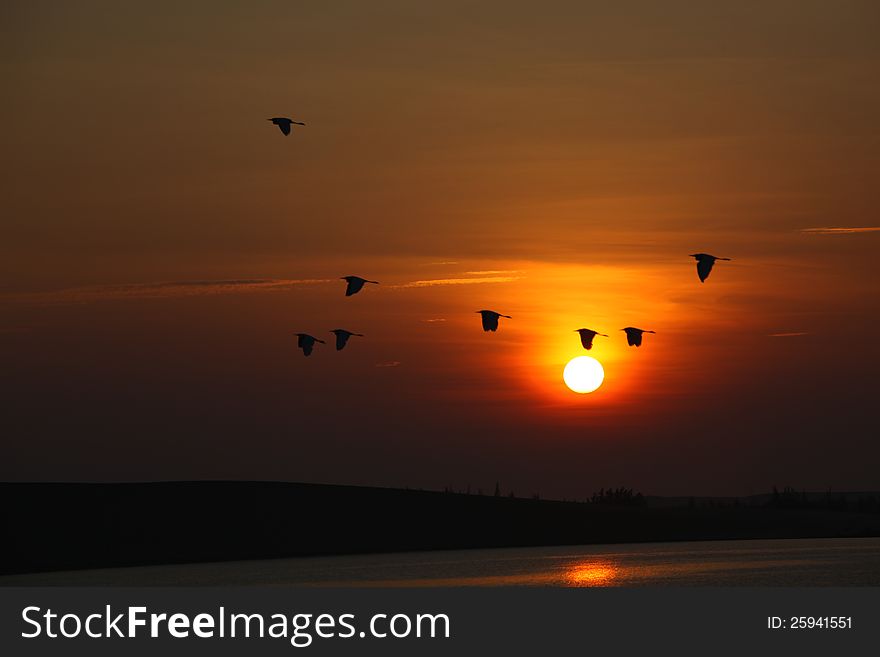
left=394, top=275, right=521, bottom=288
left=2, top=279, right=331, bottom=304
left=421, top=318, right=447, bottom=323
left=464, top=270, right=523, bottom=275
left=799, top=227, right=880, bottom=235
left=375, top=361, right=401, bottom=368
left=768, top=332, right=809, bottom=337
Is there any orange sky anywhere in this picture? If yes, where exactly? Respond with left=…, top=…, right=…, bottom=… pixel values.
left=1, top=1, right=879, bottom=496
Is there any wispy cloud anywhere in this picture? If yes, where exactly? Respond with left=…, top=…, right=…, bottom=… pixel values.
left=2, top=279, right=331, bottom=304
left=375, top=361, right=401, bottom=368
left=424, top=261, right=459, bottom=266
left=394, top=275, right=521, bottom=289
left=769, top=332, right=810, bottom=337
left=421, top=318, right=447, bottom=323
left=799, top=227, right=880, bottom=235
left=464, top=269, right=523, bottom=275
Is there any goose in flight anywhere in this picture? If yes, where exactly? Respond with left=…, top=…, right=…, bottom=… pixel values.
left=690, top=253, right=731, bottom=283
left=575, top=328, right=608, bottom=350
left=621, top=327, right=655, bottom=347
left=341, top=276, right=379, bottom=297
left=477, top=310, right=511, bottom=332
left=295, top=333, right=324, bottom=357
left=330, top=329, right=364, bottom=351
left=268, top=117, right=306, bottom=136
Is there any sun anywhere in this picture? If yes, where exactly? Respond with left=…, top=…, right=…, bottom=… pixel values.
left=563, top=356, right=605, bottom=394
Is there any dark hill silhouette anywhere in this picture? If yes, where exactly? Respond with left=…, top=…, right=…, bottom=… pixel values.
left=1, top=481, right=879, bottom=577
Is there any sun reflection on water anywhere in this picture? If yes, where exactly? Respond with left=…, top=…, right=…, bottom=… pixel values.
left=565, top=561, right=618, bottom=586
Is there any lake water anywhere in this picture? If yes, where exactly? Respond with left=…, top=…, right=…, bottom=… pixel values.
left=2, top=537, right=879, bottom=586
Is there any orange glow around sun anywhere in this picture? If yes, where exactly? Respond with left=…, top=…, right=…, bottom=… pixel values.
left=494, top=261, right=677, bottom=407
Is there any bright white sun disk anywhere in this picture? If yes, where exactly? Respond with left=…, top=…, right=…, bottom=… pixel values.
left=563, top=356, right=605, bottom=393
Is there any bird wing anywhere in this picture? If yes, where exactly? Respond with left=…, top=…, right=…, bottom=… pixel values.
left=335, top=333, right=349, bottom=350
left=480, top=313, right=498, bottom=331
left=624, top=329, right=642, bottom=346
left=297, top=334, right=316, bottom=355
left=345, top=278, right=364, bottom=296
left=696, top=258, right=714, bottom=282
left=279, top=121, right=291, bottom=135
left=579, top=332, right=594, bottom=349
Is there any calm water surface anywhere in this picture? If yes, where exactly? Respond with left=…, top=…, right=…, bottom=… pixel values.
left=3, top=537, right=879, bottom=586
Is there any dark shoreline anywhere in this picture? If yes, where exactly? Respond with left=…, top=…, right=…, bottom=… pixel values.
left=2, top=481, right=879, bottom=577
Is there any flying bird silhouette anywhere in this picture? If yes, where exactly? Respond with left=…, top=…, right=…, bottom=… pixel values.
left=268, top=117, right=305, bottom=136
left=690, top=253, right=731, bottom=283
left=575, top=328, right=608, bottom=350
left=330, top=329, right=364, bottom=351
left=341, top=276, right=379, bottom=297
left=295, top=333, right=324, bottom=356
left=477, top=310, right=511, bottom=332
left=621, top=327, right=655, bottom=347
